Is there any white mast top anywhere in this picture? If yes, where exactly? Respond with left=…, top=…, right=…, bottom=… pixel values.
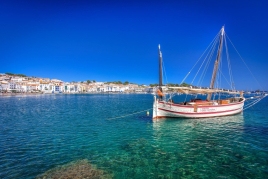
left=221, top=26, right=225, bottom=36
left=158, top=44, right=162, bottom=57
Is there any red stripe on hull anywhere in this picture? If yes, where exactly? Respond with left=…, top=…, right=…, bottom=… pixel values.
left=153, top=111, right=242, bottom=119
left=158, top=107, right=242, bottom=115
left=158, top=100, right=244, bottom=108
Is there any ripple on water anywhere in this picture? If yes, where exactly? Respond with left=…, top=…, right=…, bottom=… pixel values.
left=0, top=94, right=268, bottom=178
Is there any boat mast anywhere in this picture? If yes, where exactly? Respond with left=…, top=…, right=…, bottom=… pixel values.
left=207, top=26, right=224, bottom=101
left=158, top=44, right=163, bottom=92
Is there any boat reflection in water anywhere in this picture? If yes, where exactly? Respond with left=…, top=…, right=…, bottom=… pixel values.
left=152, top=114, right=245, bottom=139
left=150, top=115, right=252, bottom=178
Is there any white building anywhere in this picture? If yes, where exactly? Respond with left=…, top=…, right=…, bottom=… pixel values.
left=39, top=83, right=52, bottom=93
left=0, top=81, right=9, bottom=92
left=62, top=83, right=80, bottom=93
left=51, top=83, right=63, bottom=93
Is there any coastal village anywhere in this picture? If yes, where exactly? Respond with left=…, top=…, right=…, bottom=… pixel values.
left=0, top=73, right=266, bottom=95
left=0, top=73, right=154, bottom=94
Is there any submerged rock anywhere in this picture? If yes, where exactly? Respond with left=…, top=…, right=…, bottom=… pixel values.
left=36, top=159, right=112, bottom=179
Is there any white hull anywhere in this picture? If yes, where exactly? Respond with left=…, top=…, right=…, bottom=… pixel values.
left=153, top=96, right=245, bottom=119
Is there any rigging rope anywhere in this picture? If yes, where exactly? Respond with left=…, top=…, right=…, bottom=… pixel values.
left=161, top=28, right=266, bottom=113
left=226, top=34, right=264, bottom=91
left=107, top=108, right=153, bottom=120
left=180, top=31, right=221, bottom=85
left=196, top=32, right=220, bottom=87
left=195, top=33, right=219, bottom=86
left=162, top=56, right=169, bottom=85
left=217, top=67, right=232, bottom=88
left=224, top=34, right=235, bottom=91
left=243, top=97, right=264, bottom=111
left=162, top=47, right=177, bottom=101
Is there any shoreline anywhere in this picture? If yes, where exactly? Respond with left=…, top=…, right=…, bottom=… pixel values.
left=0, top=92, right=152, bottom=96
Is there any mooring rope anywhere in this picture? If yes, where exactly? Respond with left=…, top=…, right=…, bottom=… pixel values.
left=243, top=98, right=263, bottom=111
left=107, top=108, right=153, bottom=120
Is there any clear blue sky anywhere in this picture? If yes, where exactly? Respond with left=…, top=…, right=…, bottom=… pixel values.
left=1, top=0, right=267, bottom=90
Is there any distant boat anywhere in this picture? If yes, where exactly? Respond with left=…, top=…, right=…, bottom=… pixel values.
left=153, top=27, right=266, bottom=119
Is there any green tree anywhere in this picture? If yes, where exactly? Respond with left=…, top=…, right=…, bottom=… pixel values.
left=93, top=80, right=96, bottom=83
left=180, top=82, right=190, bottom=87
left=166, top=83, right=180, bottom=87
left=5, top=72, right=14, bottom=76
left=17, top=74, right=26, bottom=77
left=87, top=80, right=91, bottom=84
left=123, top=81, right=129, bottom=85
left=149, top=84, right=158, bottom=87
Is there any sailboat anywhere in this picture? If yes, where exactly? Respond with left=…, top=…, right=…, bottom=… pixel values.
left=153, top=26, right=264, bottom=119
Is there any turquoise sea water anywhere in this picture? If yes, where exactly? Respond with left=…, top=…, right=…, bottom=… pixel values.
left=0, top=94, right=268, bottom=178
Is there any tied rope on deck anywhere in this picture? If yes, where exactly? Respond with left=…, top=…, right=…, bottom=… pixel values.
left=107, top=108, right=153, bottom=120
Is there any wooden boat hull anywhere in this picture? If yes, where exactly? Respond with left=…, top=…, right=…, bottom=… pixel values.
left=153, top=96, right=245, bottom=119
